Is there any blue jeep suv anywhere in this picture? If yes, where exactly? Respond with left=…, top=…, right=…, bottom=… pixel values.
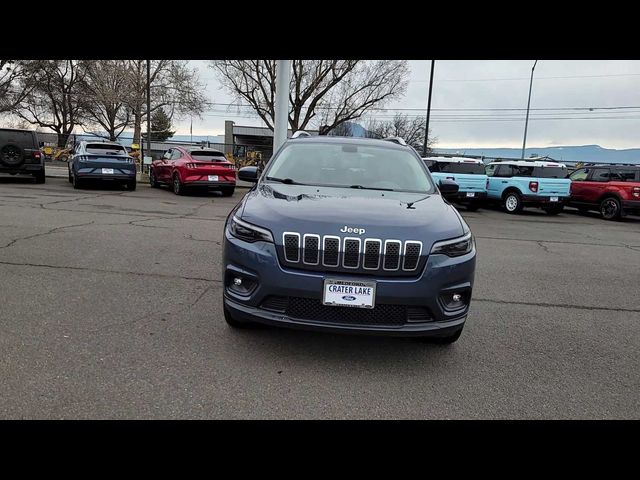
left=485, top=160, right=570, bottom=214
left=222, top=135, right=477, bottom=343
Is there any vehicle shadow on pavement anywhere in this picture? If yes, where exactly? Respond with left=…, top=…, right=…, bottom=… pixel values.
left=0, top=176, right=39, bottom=185
left=223, top=323, right=463, bottom=363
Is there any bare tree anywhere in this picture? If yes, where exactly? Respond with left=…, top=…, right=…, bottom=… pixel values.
left=124, top=60, right=207, bottom=145
left=210, top=60, right=409, bottom=134
left=78, top=60, right=131, bottom=141
left=365, top=114, right=437, bottom=153
left=0, top=60, right=32, bottom=114
left=13, top=60, right=86, bottom=147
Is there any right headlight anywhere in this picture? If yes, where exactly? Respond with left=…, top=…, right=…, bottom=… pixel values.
left=228, top=215, right=274, bottom=243
left=430, top=231, right=474, bottom=257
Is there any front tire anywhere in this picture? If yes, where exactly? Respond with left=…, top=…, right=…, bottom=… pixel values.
left=224, top=304, right=258, bottom=329
left=149, top=169, right=158, bottom=188
left=127, top=180, right=137, bottom=191
left=34, top=170, right=45, bottom=184
left=72, top=173, right=83, bottom=190
left=542, top=204, right=564, bottom=215
left=173, top=173, right=184, bottom=195
left=420, top=326, right=463, bottom=345
left=600, top=196, right=621, bottom=220
left=503, top=191, right=523, bottom=214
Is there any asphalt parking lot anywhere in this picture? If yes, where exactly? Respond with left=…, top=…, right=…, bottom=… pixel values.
left=0, top=175, right=639, bottom=419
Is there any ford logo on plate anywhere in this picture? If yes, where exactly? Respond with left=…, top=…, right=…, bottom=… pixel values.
left=342, top=295, right=356, bottom=301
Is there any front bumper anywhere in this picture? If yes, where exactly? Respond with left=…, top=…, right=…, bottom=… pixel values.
left=222, top=229, right=476, bottom=337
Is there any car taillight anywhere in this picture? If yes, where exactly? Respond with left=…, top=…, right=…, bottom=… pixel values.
left=529, top=181, right=539, bottom=193
left=33, top=151, right=41, bottom=160
left=633, top=187, right=640, bottom=198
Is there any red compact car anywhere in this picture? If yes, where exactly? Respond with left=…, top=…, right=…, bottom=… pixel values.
left=568, top=164, right=640, bottom=220
left=150, top=146, right=236, bottom=196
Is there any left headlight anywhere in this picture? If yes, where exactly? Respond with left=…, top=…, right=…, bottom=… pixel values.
left=431, top=231, right=474, bottom=257
left=228, top=215, right=274, bottom=243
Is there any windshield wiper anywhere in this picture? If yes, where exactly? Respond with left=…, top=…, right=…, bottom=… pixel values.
left=349, top=185, right=395, bottom=191
left=265, top=176, right=302, bottom=185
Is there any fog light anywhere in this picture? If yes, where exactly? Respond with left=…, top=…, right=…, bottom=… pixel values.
left=439, top=290, right=470, bottom=312
left=226, top=272, right=257, bottom=296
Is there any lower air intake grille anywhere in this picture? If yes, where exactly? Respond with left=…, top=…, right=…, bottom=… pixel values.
left=286, top=297, right=407, bottom=326
left=260, top=296, right=289, bottom=313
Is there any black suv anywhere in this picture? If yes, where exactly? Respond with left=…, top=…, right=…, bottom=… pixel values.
left=0, top=128, right=45, bottom=183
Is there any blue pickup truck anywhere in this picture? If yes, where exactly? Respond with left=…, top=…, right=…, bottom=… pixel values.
left=423, top=157, right=488, bottom=211
left=485, top=160, right=570, bottom=214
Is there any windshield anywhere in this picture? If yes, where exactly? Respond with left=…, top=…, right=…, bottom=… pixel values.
left=431, top=162, right=486, bottom=174
left=86, top=143, right=127, bottom=155
left=189, top=151, right=227, bottom=161
left=264, top=142, right=435, bottom=193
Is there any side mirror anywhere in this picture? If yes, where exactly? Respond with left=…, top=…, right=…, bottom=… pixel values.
left=438, top=179, right=459, bottom=198
left=238, top=166, right=260, bottom=183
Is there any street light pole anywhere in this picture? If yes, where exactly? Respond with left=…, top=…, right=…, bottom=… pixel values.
left=146, top=60, right=151, bottom=173
left=422, top=60, right=435, bottom=157
left=273, top=60, right=292, bottom=152
left=521, top=60, right=538, bottom=159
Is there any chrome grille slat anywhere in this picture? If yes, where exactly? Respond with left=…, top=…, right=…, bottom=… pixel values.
left=383, top=240, right=401, bottom=271
left=322, top=236, right=340, bottom=267
left=283, top=233, right=423, bottom=273
left=342, top=237, right=361, bottom=269
left=303, top=234, right=320, bottom=265
left=283, top=232, right=300, bottom=263
left=363, top=239, right=381, bottom=270
left=402, top=241, right=422, bottom=271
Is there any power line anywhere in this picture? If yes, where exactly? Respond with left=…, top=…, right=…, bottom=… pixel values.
left=410, top=73, right=640, bottom=83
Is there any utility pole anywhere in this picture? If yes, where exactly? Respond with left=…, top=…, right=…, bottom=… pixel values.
left=273, top=60, right=291, bottom=152
left=521, top=60, right=538, bottom=159
left=422, top=60, right=435, bottom=157
left=146, top=60, right=151, bottom=172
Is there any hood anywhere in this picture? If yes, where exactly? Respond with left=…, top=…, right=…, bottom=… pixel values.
left=240, top=183, right=466, bottom=246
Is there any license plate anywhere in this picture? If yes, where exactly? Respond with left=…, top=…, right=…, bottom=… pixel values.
left=550, top=196, right=558, bottom=202
left=102, top=168, right=114, bottom=174
left=323, top=279, right=376, bottom=309
left=208, top=175, right=219, bottom=182
left=466, top=192, right=475, bottom=197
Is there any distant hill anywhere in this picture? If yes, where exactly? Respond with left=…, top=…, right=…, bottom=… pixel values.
left=435, top=145, right=640, bottom=164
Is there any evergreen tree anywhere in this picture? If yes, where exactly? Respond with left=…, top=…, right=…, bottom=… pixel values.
left=148, top=107, right=175, bottom=141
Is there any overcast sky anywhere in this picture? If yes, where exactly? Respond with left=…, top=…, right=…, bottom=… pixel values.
left=177, top=60, right=640, bottom=149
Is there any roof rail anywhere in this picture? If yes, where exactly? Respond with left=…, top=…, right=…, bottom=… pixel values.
left=383, top=136, right=407, bottom=146
left=291, top=130, right=311, bottom=139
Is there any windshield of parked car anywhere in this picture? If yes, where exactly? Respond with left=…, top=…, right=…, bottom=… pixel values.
left=189, top=151, right=227, bottom=161
left=430, top=162, right=486, bottom=174
left=86, top=143, right=127, bottom=155
left=264, top=142, right=435, bottom=193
